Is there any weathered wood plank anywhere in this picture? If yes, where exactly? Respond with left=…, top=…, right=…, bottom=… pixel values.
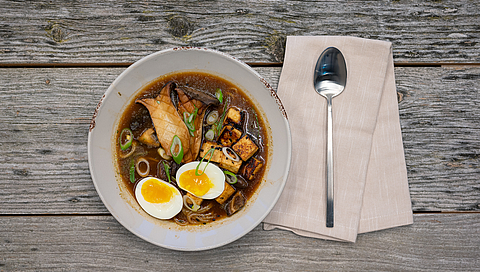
left=0, top=0, right=478, bottom=64
left=396, top=66, right=480, bottom=211
left=0, top=214, right=478, bottom=271
left=0, top=66, right=479, bottom=214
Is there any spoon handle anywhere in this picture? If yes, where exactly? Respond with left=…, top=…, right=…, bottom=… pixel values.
left=326, top=95, right=334, bottom=228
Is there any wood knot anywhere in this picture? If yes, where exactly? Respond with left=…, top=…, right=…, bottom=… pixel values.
left=265, top=32, right=286, bottom=62
left=167, top=15, right=195, bottom=38
left=45, top=21, right=68, bottom=43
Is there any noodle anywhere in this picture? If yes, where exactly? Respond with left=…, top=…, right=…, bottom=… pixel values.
left=173, top=217, right=189, bottom=226
left=188, top=212, right=215, bottom=224
left=177, top=202, right=215, bottom=225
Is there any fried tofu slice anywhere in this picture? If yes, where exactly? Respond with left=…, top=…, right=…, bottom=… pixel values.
left=223, top=107, right=243, bottom=126
left=199, top=141, right=222, bottom=162
left=218, top=124, right=242, bottom=147
left=232, top=134, right=259, bottom=161
left=215, top=182, right=236, bottom=204
left=219, top=151, right=242, bottom=174
left=200, top=141, right=242, bottom=173
left=243, top=157, right=264, bottom=180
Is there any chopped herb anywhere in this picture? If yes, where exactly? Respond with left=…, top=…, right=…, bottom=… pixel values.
left=170, top=135, right=184, bottom=164
left=162, top=161, right=172, bottom=183
left=215, top=88, right=223, bottom=103
left=129, top=159, right=135, bottom=183
left=224, top=170, right=238, bottom=184
left=195, top=148, right=215, bottom=176
left=119, top=128, right=134, bottom=151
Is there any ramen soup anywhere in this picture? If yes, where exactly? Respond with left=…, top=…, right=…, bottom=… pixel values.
left=115, top=71, right=269, bottom=226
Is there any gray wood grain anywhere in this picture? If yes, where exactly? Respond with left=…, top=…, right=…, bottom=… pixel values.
left=0, top=0, right=478, bottom=64
left=396, top=66, right=480, bottom=211
left=1, top=66, right=479, bottom=214
left=0, top=214, right=478, bottom=271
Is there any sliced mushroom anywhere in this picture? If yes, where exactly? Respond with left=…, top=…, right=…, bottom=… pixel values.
left=177, top=86, right=220, bottom=106
left=233, top=175, right=249, bottom=189
left=225, top=191, right=246, bottom=216
left=138, top=127, right=160, bottom=147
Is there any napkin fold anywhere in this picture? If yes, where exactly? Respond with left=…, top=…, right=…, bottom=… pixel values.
left=263, top=36, right=413, bottom=242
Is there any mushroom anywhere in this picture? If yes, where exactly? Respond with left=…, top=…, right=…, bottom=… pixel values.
left=138, top=127, right=160, bottom=148
left=225, top=191, right=246, bottom=216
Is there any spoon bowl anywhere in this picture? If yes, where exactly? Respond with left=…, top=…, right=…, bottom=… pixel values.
left=314, top=47, right=347, bottom=98
left=313, top=47, right=347, bottom=228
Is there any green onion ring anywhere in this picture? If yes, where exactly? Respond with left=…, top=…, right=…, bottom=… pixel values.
left=205, top=128, right=215, bottom=141
left=183, top=195, right=200, bottom=212
left=189, top=106, right=198, bottom=124
left=183, top=111, right=196, bottom=137
left=206, top=110, right=219, bottom=125
left=170, top=135, right=184, bottom=164
left=224, top=170, right=238, bottom=184
left=119, top=128, right=134, bottom=151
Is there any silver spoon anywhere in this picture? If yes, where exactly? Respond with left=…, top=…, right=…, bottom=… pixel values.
left=313, top=47, right=347, bottom=228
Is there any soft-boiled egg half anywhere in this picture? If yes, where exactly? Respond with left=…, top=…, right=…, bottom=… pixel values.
left=135, top=177, right=183, bottom=219
left=176, top=161, right=225, bottom=199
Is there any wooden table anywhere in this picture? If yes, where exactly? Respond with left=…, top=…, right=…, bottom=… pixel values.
left=1, top=1, right=479, bottom=270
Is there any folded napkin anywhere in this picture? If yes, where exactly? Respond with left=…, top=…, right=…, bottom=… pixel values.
left=263, top=36, right=413, bottom=242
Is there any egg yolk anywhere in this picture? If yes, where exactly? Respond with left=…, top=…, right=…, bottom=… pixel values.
left=141, top=179, right=174, bottom=204
left=179, top=169, right=213, bottom=197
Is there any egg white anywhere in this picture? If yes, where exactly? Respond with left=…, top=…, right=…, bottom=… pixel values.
left=135, top=177, right=183, bottom=220
left=176, top=161, right=225, bottom=199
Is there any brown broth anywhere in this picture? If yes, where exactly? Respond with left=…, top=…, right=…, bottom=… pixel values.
left=115, top=71, right=268, bottom=225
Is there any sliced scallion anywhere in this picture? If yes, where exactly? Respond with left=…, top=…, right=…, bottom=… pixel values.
left=224, top=170, right=238, bottom=185
left=206, top=110, right=219, bottom=125
left=135, top=157, right=150, bottom=177
left=129, top=159, right=135, bottom=183
left=215, top=102, right=229, bottom=135
left=195, top=148, right=214, bottom=176
left=189, top=106, right=198, bottom=124
left=215, top=88, right=223, bottom=103
left=119, top=128, right=134, bottom=151
left=205, top=128, right=215, bottom=141
left=157, top=147, right=172, bottom=160
left=170, top=135, right=184, bottom=164
left=183, top=108, right=198, bottom=137
left=222, top=146, right=240, bottom=162
left=183, top=195, right=200, bottom=212
left=162, top=161, right=172, bottom=183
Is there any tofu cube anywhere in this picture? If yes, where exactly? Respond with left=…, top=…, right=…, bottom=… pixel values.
left=200, top=141, right=242, bottom=173
left=218, top=124, right=242, bottom=147
left=232, top=134, right=259, bottom=161
left=219, top=152, right=243, bottom=174
left=223, top=107, right=243, bottom=126
left=243, top=157, right=264, bottom=180
left=215, top=182, right=236, bottom=204
left=199, top=141, right=222, bottom=163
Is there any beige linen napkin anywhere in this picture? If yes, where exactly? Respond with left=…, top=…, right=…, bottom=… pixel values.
left=263, top=36, right=413, bottom=242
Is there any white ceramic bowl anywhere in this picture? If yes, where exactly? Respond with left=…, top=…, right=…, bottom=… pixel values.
left=88, top=48, right=291, bottom=251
